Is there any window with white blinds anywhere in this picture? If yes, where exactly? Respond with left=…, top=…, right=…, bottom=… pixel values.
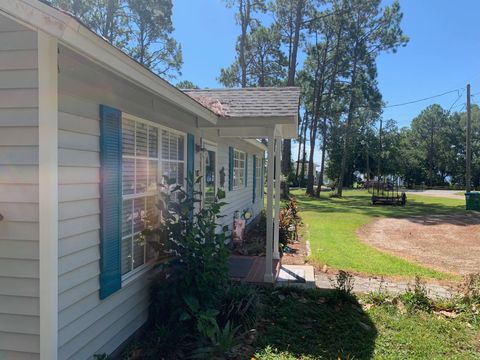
left=256, top=156, right=263, bottom=199
left=121, top=115, right=185, bottom=278
left=160, top=129, right=185, bottom=188
left=233, top=149, right=245, bottom=189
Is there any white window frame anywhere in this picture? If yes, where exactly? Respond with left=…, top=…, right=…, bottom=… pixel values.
left=233, top=148, right=246, bottom=190
left=121, top=113, right=187, bottom=282
left=202, top=140, right=217, bottom=206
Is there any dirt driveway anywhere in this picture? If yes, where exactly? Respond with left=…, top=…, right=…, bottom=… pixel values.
left=407, top=190, right=464, bottom=200
left=357, top=214, right=480, bottom=275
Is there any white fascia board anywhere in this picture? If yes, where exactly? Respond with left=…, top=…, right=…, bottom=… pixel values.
left=244, top=139, right=267, bottom=151
left=0, top=0, right=218, bottom=125
left=201, top=115, right=296, bottom=129
left=277, top=123, right=298, bottom=139
left=217, top=127, right=273, bottom=138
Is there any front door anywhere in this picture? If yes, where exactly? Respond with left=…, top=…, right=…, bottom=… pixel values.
left=203, top=143, right=217, bottom=206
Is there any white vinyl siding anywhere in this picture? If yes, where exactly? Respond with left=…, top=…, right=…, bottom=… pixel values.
left=0, top=14, right=40, bottom=360
left=52, top=40, right=267, bottom=359
left=56, top=44, right=195, bottom=359
left=233, top=149, right=246, bottom=189
left=213, top=141, right=265, bottom=234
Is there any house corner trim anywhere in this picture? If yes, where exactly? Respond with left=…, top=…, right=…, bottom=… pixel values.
left=38, top=30, right=59, bottom=360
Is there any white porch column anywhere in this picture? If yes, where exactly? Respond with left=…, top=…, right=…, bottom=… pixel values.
left=264, top=132, right=275, bottom=282
left=273, top=137, right=281, bottom=260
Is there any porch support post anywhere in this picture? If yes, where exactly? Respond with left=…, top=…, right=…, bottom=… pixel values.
left=273, top=137, right=281, bottom=260
left=264, top=130, right=275, bottom=283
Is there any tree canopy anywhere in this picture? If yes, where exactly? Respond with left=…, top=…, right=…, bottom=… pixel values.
left=51, top=0, right=182, bottom=78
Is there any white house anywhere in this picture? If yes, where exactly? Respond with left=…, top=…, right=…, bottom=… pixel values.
left=0, top=1, right=299, bottom=359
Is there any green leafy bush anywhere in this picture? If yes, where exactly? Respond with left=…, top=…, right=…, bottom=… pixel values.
left=137, top=179, right=261, bottom=358
left=400, top=276, right=431, bottom=313
left=329, top=270, right=356, bottom=302
left=188, top=321, right=241, bottom=359
left=279, top=198, right=301, bottom=248
left=143, top=179, right=232, bottom=355
left=218, top=282, right=261, bottom=331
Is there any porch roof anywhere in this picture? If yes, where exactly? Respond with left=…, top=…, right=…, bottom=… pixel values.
left=184, top=87, right=300, bottom=139
left=183, top=87, right=300, bottom=118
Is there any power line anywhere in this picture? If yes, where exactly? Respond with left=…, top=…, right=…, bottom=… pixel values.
left=447, top=89, right=464, bottom=113
left=455, top=103, right=467, bottom=113
left=384, top=89, right=463, bottom=108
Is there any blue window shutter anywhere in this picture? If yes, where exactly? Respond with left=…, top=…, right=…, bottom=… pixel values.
left=99, top=104, right=122, bottom=300
left=228, top=146, right=234, bottom=191
left=187, top=133, right=195, bottom=199
left=252, top=155, right=256, bottom=203
left=245, top=153, right=248, bottom=187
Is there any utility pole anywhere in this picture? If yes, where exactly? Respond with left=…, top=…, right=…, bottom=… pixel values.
left=466, top=84, right=472, bottom=192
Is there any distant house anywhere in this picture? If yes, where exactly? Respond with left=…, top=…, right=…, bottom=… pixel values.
left=0, top=1, right=299, bottom=359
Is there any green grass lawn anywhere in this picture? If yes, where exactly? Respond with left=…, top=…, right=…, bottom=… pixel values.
left=292, top=189, right=466, bottom=280
left=254, top=287, right=480, bottom=360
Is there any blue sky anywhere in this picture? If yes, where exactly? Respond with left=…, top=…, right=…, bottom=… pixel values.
left=172, top=0, right=480, bottom=162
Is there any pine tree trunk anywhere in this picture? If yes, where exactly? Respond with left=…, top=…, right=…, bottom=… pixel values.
left=239, top=0, right=248, bottom=88
left=295, top=110, right=307, bottom=182
left=315, top=20, right=344, bottom=197
left=306, top=37, right=330, bottom=196
left=282, top=0, right=305, bottom=178
left=316, top=128, right=327, bottom=196
left=336, top=53, right=358, bottom=197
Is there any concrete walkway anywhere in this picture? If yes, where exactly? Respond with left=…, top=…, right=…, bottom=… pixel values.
left=315, top=272, right=456, bottom=299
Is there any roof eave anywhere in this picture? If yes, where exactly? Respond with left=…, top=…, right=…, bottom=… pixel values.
left=0, top=0, right=219, bottom=125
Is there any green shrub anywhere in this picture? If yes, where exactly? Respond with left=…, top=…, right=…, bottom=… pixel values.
left=218, top=282, right=261, bottom=331
left=142, top=179, right=232, bottom=355
left=400, top=276, right=431, bottom=313
left=137, top=179, right=265, bottom=358
left=134, top=324, right=189, bottom=360
left=365, top=277, right=390, bottom=305
left=146, top=179, right=230, bottom=302
left=331, top=270, right=355, bottom=294
left=279, top=198, right=301, bottom=248
left=188, top=321, right=241, bottom=359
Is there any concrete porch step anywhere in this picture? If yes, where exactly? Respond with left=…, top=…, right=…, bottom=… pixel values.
left=276, top=264, right=316, bottom=289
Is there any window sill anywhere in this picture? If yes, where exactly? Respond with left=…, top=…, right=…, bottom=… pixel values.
left=121, top=263, right=153, bottom=287
left=121, top=256, right=177, bottom=287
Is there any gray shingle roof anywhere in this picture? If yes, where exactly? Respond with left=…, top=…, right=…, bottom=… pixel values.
left=183, top=87, right=300, bottom=118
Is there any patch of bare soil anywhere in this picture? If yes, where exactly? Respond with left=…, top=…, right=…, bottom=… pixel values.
left=357, top=215, right=480, bottom=275
left=281, top=236, right=309, bottom=265
left=414, top=192, right=464, bottom=200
